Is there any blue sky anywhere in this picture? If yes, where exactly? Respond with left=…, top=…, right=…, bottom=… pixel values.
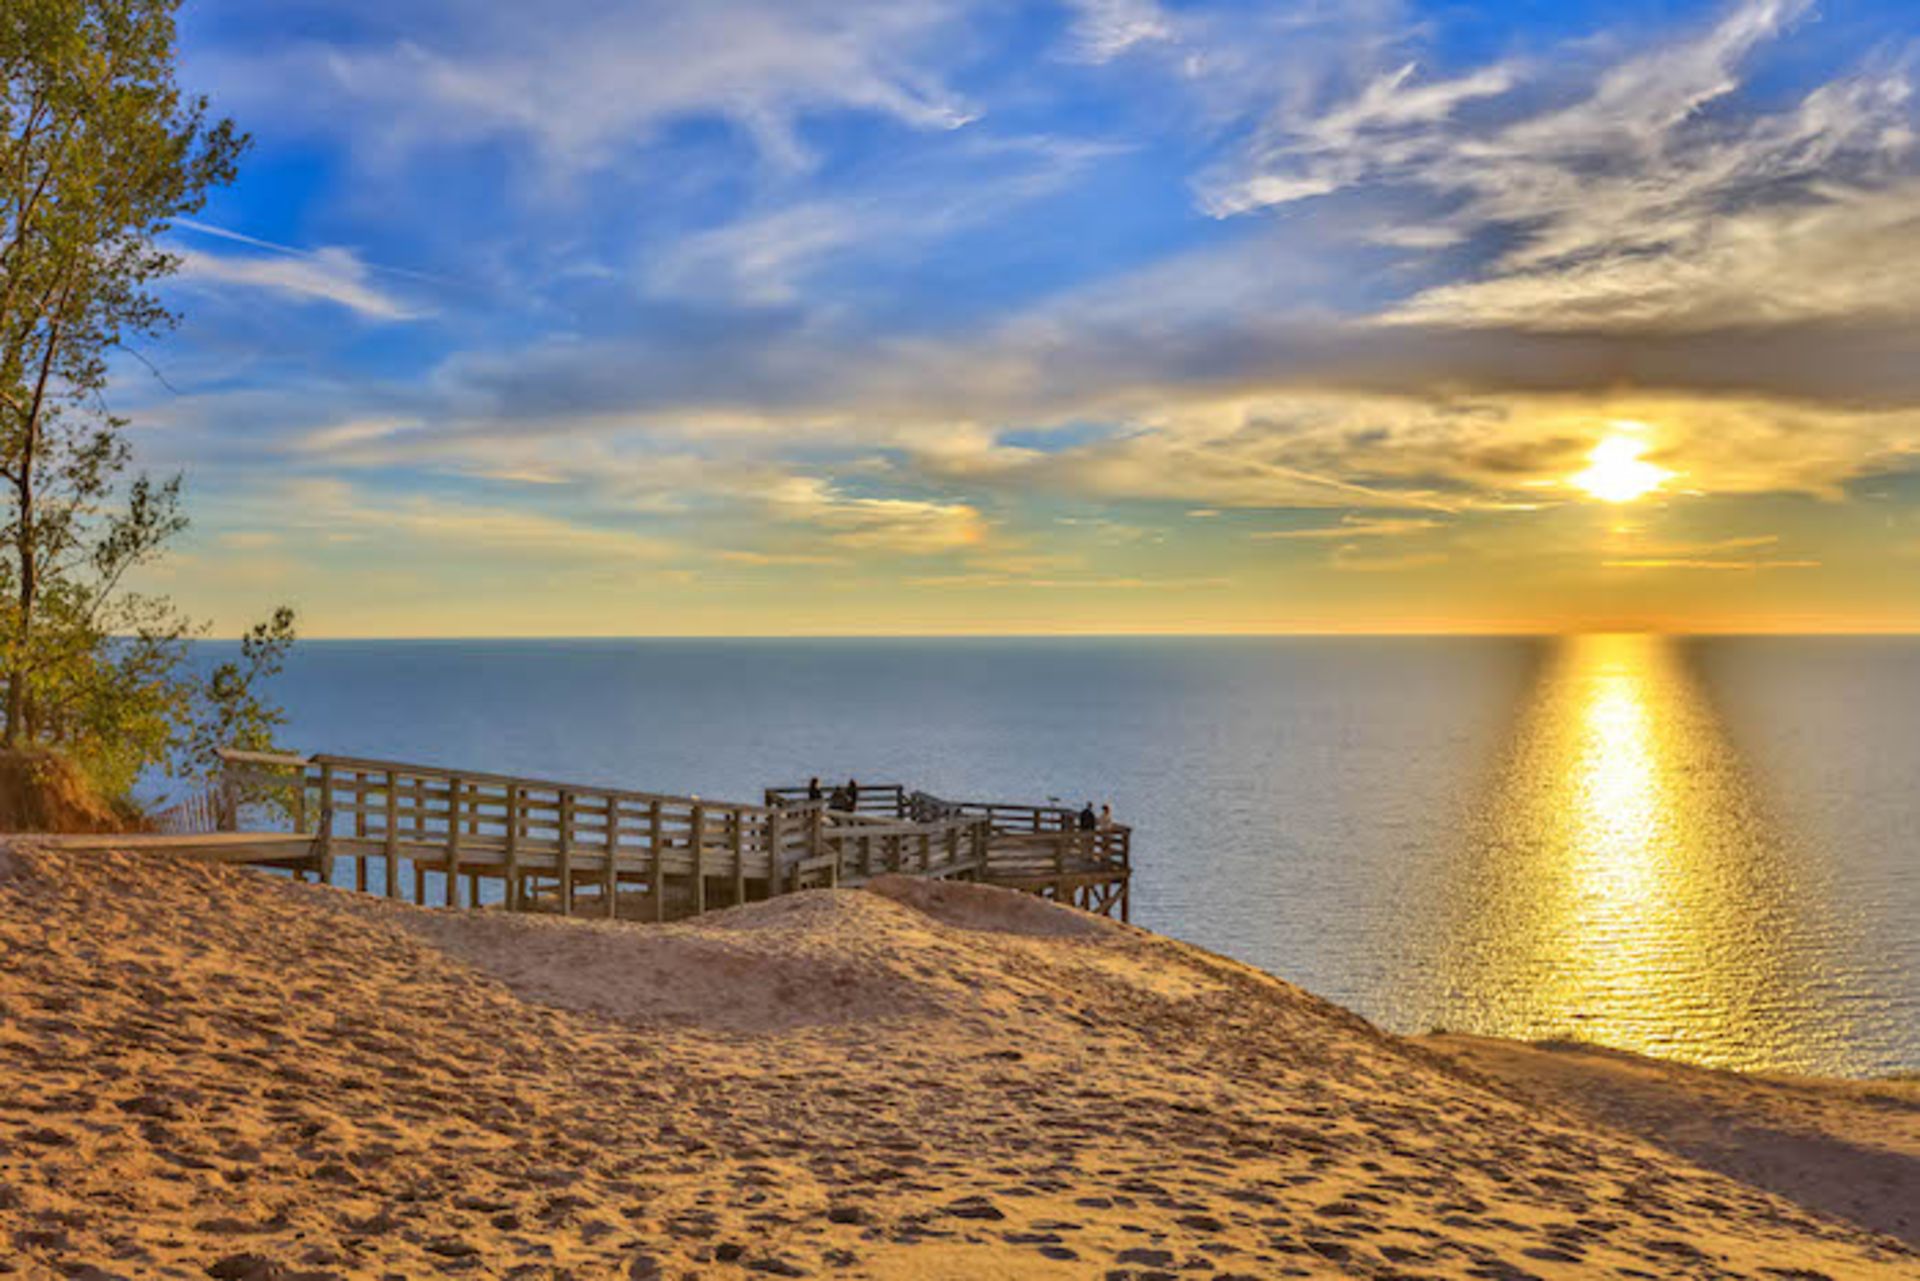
left=122, top=0, right=1920, bottom=634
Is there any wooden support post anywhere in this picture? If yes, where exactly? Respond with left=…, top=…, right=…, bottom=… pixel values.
left=504, top=783, right=521, bottom=911
left=604, top=796, right=620, bottom=919
left=384, top=771, right=399, bottom=900
left=649, top=801, right=665, bottom=921
left=354, top=771, right=370, bottom=893
left=557, top=790, right=574, bottom=916
left=314, top=762, right=335, bottom=886
left=690, top=804, right=706, bottom=916
left=730, top=810, right=745, bottom=906
left=764, top=808, right=783, bottom=902
left=445, top=776, right=463, bottom=908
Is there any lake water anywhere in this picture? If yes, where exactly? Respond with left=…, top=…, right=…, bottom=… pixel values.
left=186, top=634, right=1920, bottom=1078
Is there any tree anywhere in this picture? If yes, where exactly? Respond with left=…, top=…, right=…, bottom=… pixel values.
left=1, top=1, right=288, bottom=805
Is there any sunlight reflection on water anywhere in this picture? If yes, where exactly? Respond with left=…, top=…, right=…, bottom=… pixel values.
left=1410, top=633, right=1884, bottom=1074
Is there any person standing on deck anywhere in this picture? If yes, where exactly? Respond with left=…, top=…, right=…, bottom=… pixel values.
left=846, top=779, right=860, bottom=812
left=1078, top=802, right=1096, bottom=832
left=1098, top=804, right=1113, bottom=831
left=807, top=777, right=822, bottom=803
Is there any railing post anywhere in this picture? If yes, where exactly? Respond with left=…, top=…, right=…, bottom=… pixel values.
left=354, top=770, right=370, bottom=893
left=445, top=775, right=463, bottom=908
left=504, top=783, right=521, bottom=910
left=557, top=790, right=574, bottom=916
left=730, top=810, right=745, bottom=906
left=765, top=807, right=784, bottom=901
left=604, top=795, right=620, bottom=918
left=384, top=771, right=400, bottom=900
left=690, top=804, right=707, bottom=915
left=314, top=762, right=334, bottom=887
left=649, top=800, right=665, bottom=921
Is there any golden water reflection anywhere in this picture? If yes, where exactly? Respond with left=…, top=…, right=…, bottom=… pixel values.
left=1423, top=634, right=1862, bottom=1073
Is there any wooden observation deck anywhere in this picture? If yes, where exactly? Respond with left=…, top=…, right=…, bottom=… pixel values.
left=119, top=750, right=1132, bottom=923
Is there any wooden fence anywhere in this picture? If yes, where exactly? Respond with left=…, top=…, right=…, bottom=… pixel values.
left=768, top=782, right=1132, bottom=920
left=210, top=750, right=1015, bottom=920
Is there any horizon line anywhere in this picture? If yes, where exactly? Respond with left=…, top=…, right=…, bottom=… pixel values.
left=181, top=627, right=1920, bottom=642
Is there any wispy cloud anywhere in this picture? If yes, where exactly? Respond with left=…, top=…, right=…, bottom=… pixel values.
left=1255, top=515, right=1445, bottom=539
left=1065, top=0, right=1175, bottom=63
left=199, top=0, right=977, bottom=174
left=175, top=246, right=423, bottom=320
left=1195, top=0, right=1920, bottom=334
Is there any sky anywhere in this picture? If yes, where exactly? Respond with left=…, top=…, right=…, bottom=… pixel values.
left=118, top=0, right=1920, bottom=635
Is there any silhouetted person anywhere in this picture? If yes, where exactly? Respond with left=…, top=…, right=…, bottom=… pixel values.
left=846, top=778, right=860, bottom=811
left=807, top=777, right=822, bottom=803
left=1078, top=802, right=1096, bottom=832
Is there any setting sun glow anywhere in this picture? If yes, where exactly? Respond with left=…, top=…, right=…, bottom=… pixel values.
left=1571, top=433, right=1673, bottom=504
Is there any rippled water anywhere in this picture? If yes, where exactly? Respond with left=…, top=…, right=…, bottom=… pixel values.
left=189, top=634, right=1919, bottom=1077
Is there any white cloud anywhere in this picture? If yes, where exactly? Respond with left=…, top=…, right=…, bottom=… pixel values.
left=763, top=477, right=988, bottom=554
left=176, top=247, right=422, bottom=320
left=202, top=0, right=978, bottom=174
left=265, top=477, right=682, bottom=564
left=1194, top=0, right=1920, bottom=333
left=1066, top=0, right=1175, bottom=63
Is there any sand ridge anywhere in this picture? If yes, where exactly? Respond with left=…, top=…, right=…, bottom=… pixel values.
left=1425, top=1033, right=1920, bottom=1248
left=1, top=845, right=1916, bottom=1278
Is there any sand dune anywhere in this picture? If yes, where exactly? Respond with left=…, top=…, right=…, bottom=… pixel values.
left=2, top=844, right=1916, bottom=1279
left=1425, top=1034, right=1920, bottom=1249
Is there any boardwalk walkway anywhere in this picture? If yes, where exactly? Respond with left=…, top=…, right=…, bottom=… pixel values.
left=102, top=750, right=1132, bottom=922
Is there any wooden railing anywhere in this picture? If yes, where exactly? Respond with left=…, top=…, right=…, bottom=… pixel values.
left=770, top=781, right=1133, bottom=919
left=762, top=782, right=910, bottom=818
left=204, top=750, right=1025, bottom=919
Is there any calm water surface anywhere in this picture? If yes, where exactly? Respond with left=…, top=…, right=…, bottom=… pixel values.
left=189, top=635, right=1919, bottom=1077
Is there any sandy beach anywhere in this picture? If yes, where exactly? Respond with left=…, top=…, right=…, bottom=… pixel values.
left=2, top=842, right=1916, bottom=1280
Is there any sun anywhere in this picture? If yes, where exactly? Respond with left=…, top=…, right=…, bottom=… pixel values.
left=1571, top=432, right=1673, bottom=504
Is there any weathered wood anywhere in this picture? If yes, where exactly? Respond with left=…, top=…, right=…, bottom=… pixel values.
left=383, top=771, right=399, bottom=901
left=649, top=800, right=665, bottom=921
left=690, top=804, right=706, bottom=916
left=194, top=753, right=1132, bottom=923
left=730, top=810, right=746, bottom=906
left=604, top=794, right=619, bottom=918
left=764, top=807, right=784, bottom=901
left=445, top=776, right=463, bottom=908
left=504, top=782, right=522, bottom=911
left=353, top=770, right=370, bottom=893
left=315, top=762, right=335, bottom=887
left=557, top=790, right=574, bottom=916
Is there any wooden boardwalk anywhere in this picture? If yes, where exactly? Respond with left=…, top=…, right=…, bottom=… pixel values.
left=123, top=751, right=1131, bottom=922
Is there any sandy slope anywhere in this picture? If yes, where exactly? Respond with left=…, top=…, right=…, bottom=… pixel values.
left=0, top=844, right=1915, bottom=1280
left=1424, top=1035, right=1920, bottom=1249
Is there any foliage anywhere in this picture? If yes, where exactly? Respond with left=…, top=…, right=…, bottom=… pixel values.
left=178, top=605, right=294, bottom=779
left=1, top=0, right=290, bottom=806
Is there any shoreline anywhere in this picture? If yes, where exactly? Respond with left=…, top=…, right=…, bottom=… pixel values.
left=2, top=841, right=1915, bottom=1278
